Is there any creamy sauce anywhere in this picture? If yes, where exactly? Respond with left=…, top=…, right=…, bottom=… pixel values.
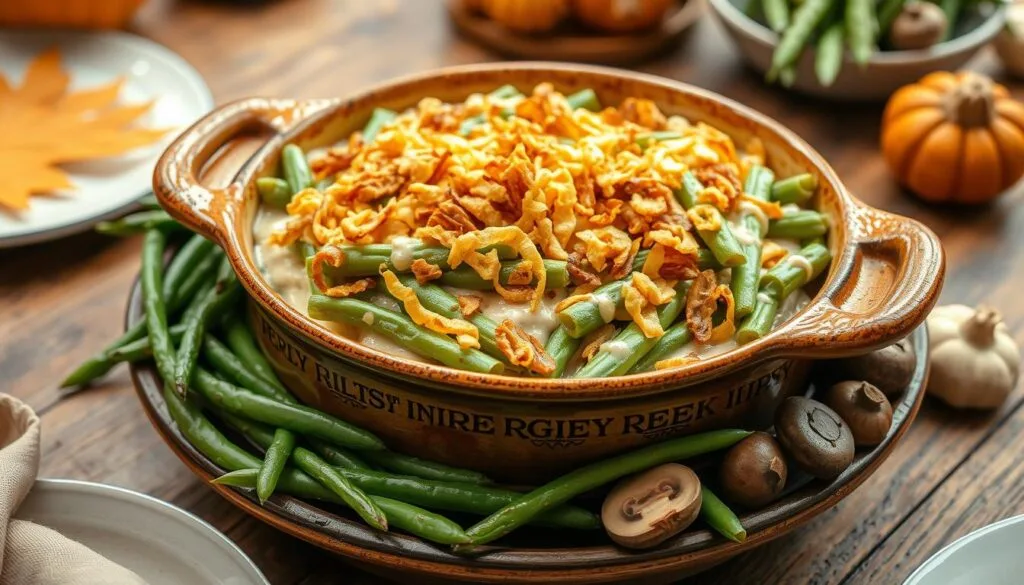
left=253, top=208, right=311, bottom=312
left=781, top=203, right=801, bottom=216
left=767, top=238, right=803, bottom=255
left=732, top=224, right=758, bottom=246
left=785, top=254, right=815, bottom=281
left=389, top=236, right=420, bottom=271
left=734, top=201, right=770, bottom=236
left=472, top=290, right=565, bottom=345
left=757, top=291, right=774, bottom=304
left=595, top=293, right=616, bottom=323
left=599, top=340, right=633, bottom=360
left=362, top=312, right=375, bottom=326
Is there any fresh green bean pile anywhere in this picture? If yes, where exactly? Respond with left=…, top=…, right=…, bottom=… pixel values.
left=255, top=85, right=832, bottom=379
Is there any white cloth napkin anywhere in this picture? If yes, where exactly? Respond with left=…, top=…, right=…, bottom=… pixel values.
left=0, top=393, right=147, bottom=585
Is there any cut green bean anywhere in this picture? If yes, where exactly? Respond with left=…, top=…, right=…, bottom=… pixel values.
left=438, top=259, right=569, bottom=291
left=545, top=326, right=581, bottom=378
left=761, top=242, right=831, bottom=298
left=767, top=210, right=828, bottom=239
left=768, top=0, right=835, bottom=79
left=700, top=486, right=747, bottom=542
left=362, top=108, right=398, bottom=144
left=627, top=322, right=693, bottom=374
left=771, top=173, right=818, bottom=204
left=635, top=130, right=681, bottom=149
left=192, top=368, right=385, bottom=450
left=815, top=22, right=845, bottom=88
left=96, top=210, right=178, bottom=236
left=683, top=173, right=746, bottom=267
left=488, top=84, right=522, bottom=100
left=281, top=144, right=314, bottom=196
left=763, top=0, right=791, bottom=31
left=257, top=177, right=292, bottom=207
left=257, top=428, right=295, bottom=504
left=141, top=229, right=176, bottom=386
left=677, top=172, right=703, bottom=209
left=105, top=323, right=188, bottom=363
left=732, top=165, right=774, bottom=318
left=736, top=287, right=780, bottom=344
left=574, top=282, right=688, bottom=378
left=307, top=296, right=504, bottom=374
left=319, top=242, right=516, bottom=278
left=362, top=450, right=491, bottom=485
left=175, top=260, right=240, bottom=395
left=845, top=0, right=876, bottom=66
left=566, top=88, right=601, bottom=112
left=462, top=429, right=752, bottom=545
left=557, top=279, right=624, bottom=339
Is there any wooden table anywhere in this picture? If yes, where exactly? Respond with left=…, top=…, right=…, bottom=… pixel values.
left=1, top=1, right=1022, bottom=583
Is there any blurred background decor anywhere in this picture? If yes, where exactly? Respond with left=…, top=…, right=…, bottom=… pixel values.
left=993, top=0, right=1024, bottom=77
left=0, top=0, right=146, bottom=29
left=447, top=0, right=704, bottom=64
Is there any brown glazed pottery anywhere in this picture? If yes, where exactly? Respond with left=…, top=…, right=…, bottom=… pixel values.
left=152, top=63, right=944, bottom=482
left=131, top=295, right=929, bottom=584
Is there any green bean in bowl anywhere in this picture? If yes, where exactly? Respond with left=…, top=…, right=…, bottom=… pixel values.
left=253, top=83, right=831, bottom=377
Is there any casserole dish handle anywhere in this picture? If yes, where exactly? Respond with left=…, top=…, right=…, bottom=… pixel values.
left=769, top=202, right=945, bottom=357
left=152, top=97, right=333, bottom=243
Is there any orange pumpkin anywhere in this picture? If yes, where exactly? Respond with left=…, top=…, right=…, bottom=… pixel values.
left=482, top=0, right=571, bottom=33
left=881, top=72, right=1024, bottom=204
left=573, top=0, right=674, bottom=33
left=0, top=0, right=144, bottom=29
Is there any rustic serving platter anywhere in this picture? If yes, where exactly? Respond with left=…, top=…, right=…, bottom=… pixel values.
left=445, top=0, right=703, bottom=66
left=131, top=268, right=928, bottom=584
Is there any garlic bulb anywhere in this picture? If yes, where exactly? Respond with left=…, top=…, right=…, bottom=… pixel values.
left=926, top=304, right=1020, bottom=409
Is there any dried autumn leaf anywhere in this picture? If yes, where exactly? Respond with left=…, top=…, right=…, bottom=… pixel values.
left=0, top=47, right=169, bottom=210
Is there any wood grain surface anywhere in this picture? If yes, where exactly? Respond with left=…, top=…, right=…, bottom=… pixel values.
left=0, top=1, right=1021, bottom=583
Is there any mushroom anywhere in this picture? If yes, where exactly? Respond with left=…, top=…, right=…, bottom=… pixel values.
left=774, top=396, right=855, bottom=480
left=719, top=432, right=788, bottom=509
left=889, top=2, right=949, bottom=51
left=601, top=464, right=702, bottom=549
left=832, top=338, right=916, bottom=396
left=823, top=381, right=894, bottom=447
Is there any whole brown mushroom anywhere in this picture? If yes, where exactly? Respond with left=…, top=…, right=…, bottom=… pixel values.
left=833, top=338, right=916, bottom=396
left=890, top=2, right=949, bottom=50
left=775, top=397, right=855, bottom=480
left=719, top=432, right=788, bottom=509
left=601, top=464, right=702, bottom=549
left=823, top=381, right=894, bottom=447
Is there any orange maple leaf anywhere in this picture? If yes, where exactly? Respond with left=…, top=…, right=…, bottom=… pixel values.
left=0, top=47, right=170, bottom=210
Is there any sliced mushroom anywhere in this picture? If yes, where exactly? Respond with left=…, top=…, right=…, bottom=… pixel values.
left=775, top=396, right=855, bottom=480
left=601, top=464, right=702, bottom=549
left=824, top=381, right=894, bottom=447
left=719, top=432, right=788, bottom=509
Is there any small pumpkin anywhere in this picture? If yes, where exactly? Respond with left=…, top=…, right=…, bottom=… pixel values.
left=881, top=71, right=1024, bottom=204
left=482, top=0, right=571, bottom=33
left=573, top=0, right=674, bottom=33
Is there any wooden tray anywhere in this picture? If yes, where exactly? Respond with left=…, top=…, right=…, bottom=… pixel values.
left=446, top=0, right=704, bottom=66
left=130, top=275, right=928, bottom=584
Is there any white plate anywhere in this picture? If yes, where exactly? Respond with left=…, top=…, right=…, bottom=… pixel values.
left=14, top=479, right=269, bottom=585
left=0, top=30, right=213, bottom=248
left=904, top=515, right=1024, bottom=585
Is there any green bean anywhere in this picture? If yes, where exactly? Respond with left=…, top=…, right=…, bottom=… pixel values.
left=224, top=317, right=279, bottom=389
left=763, top=0, right=791, bottom=31
left=105, top=323, right=188, bottom=363
left=767, top=210, right=828, bottom=239
left=815, top=22, right=845, bottom=87
left=227, top=419, right=596, bottom=530
left=164, top=388, right=464, bottom=544
left=192, top=368, right=385, bottom=450
left=362, top=450, right=491, bottom=485
left=761, top=242, right=831, bottom=298
left=845, top=0, right=876, bottom=66
left=290, top=442, right=388, bottom=530
left=802, top=235, right=826, bottom=247
left=257, top=429, right=295, bottom=504
left=700, top=486, right=746, bottom=542
left=544, top=326, right=581, bottom=378
left=458, top=114, right=487, bottom=137
left=938, top=0, right=960, bottom=40
left=307, top=296, right=504, bottom=374
left=141, top=229, right=177, bottom=386
left=462, top=430, right=752, bottom=545
left=732, top=165, right=774, bottom=318
left=574, top=282, right=688, bottom=378
left=770, top=173, right=818, bottom=204
left=395, top=275, right=505, bottom=364
left=677, top=172, right=703, bottom=209
left=736, top=288, right=780, bottom=344
left=877, top=0, right=906, bottom=36
left=96, top=210, right=178, bottom=236
left=203, top=336, right=290, bottom=403
left=557, top=279, right=624, bottom=339
left=627, top=322, right=694, bottom=374
left=256, top=177, right=292, bottom=207
left=635, top=131, right=681, bottom=149
left=438, top=259, right=570, bottom=291
left=137, top=193, right=161, bottom=210
left=362, top=108, right=397, bottom=144
left=320, top=242, right=516, bottom=278
left=308, top=439, right=373, bottom=470
left=744, top=0, right=763, bottom=17
left=281, top=144, right=314, bottom=196
left=566, top=88, right=601, bottom=112
left=778, top=66, right=798, bottom=89
left=175, top=260, right=240, bottom=395
left=682, top=173, right=745, bottom=267
left=768, top=0, right=835, bottom=79
left=488, top=84, right=523, bottom=100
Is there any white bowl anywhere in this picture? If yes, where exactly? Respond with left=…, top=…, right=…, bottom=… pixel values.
left=904, top=515, right=1024, bottom=585
left=707, top=0, right=1007, bottom=101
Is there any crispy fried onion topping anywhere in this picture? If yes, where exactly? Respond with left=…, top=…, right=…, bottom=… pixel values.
left=655, top=354, right=701, bottom=370
left=410, top=258, right=443, bottom=284
left=379, top=267, right=480, bottom=349
left=575, top=226, right=634, bottom=274
left=580, top=324, right=617, bottom=362
left=448, top=226, right=546, bottom=310
left=686, top=204, right=722, bottom=233
left=309, top=246, right=377, bottom=298
left=495, top=319, right=556, bottom=376
left=739, top=194, right=784, bottom=220
left=457, top=295, right=482, bottom=317
left=761, top=240, right=789, bottom=268
left=622, top=272, right=677, bottom=338
left=685, top=270, right=736, bottom=343
left=567, top=252, right=601, bottom=287
left=642, top=226, right=700, bottom=281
